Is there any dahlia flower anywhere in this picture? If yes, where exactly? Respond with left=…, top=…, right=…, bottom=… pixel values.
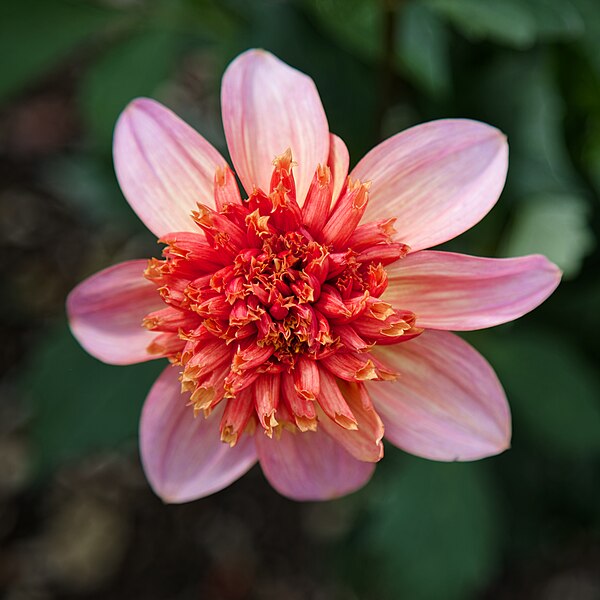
left=67, top=50, right=560, bottom=502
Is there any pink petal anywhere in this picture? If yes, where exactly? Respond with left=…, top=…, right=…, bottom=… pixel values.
left=221, top=49, right=329, bottom=205
left=114, top=98, right=227, bottom=237
left=256, top=427, right=375, bottom=501
left=328, top=133, right=349, bottom=203
left=369, top=330, right=510, bottom=461
left=351, top=119, right=508, bottom=252
left=384, top=251, right=561, bottom=330
left=140, top=366, right=257, bottom=503
left=67, top=260, right=162, bottom=365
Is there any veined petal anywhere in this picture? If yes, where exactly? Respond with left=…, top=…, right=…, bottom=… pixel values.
left=221, top=49, right=329, bottom=205
left=140, top=366, right=257, bottom=503
left=384, top=251, right=561, bottom=330
left=256, top=427, right=375, bottom=501
left=369, top=330, right=510, bottom=461
left=114, top=98, right=227, bottom=237
left=351, top=119, right=508, bottom=251
left=67, top=260, right=162, bottom=365
left=328, top=133, right=349, bottom=203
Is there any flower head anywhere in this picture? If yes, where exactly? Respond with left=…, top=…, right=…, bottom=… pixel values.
left=67, top=50, right=561, bottom=502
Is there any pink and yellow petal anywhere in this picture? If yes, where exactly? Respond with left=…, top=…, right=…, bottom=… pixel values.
left=317, top=374, right=384, bottom=463
left=328, top=133, right=350, bottom=204
left=114, top=98, right=227, bottom=237
left=351, top=119, right=508, bottom=251
left=384, top=251, right=561, bottom=330
left=221, top=49, right=329, bottom=204
left=140, top=367, right=257, bottom=503
left=255, top=427, right=375, bottom=501
left=369, top=330, right=511, bottom=461
left=67, top=260, right=162, bottom=365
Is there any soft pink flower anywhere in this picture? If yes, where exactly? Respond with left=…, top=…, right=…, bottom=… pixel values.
left=67, top=50, right=561, bottom=502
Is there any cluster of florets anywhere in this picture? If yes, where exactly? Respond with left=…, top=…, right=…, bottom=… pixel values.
left=142, top=150, right=421, bottom=445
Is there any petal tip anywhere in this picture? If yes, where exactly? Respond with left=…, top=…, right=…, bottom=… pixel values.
left=246, top=47, right=272, bottom=58
left=124, top=96, right=157, bottom=112
left=151, top=481, right=211, bottom=505
left=474, top=404, right=512, bottom=461
left=448, top=118, right=509, bottom=159
left=225, top=47, right=276, bottom=72
left=541, top=254, right=563, bottom=280
left=476, top=432, right=511, bottom=461
left=447, top=425, right=511, bottom=462
left=154, top=488, right=186, bottom=505
left=116, top=97, right=155, bottom=129
left=528, top=253, right=563, bottom=292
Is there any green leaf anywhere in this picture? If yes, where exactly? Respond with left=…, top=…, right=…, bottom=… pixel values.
left=308, top=0, right=452, bottom=97
left=23, top=325, right=163, bottom=474
left=559, top=281, right=600, bottom=356
left=425, top=0, right=537, bottom=48
left=581, top=119, right=600, bottom=194
left=397, top=2, right=451, bottom=96
left=478, top=332, right=600, bottom=459
left=572, top=0, right=600, bottom=76
left=80, top=28, right=182, bottom=148
left=41, top=155, right=139, bottom=226
left=527, top=0, right=584, bottom=40
left=477, top=55, right=580, bottom=197
left=346, top=457, right=501, bottom=600
left=305, top=0, right=380, bottom=62
left=177, top=0, right=238, bottom=39
left=0, top=0, right=116, bottom=104
left=500, top=193, right=595, bottom=279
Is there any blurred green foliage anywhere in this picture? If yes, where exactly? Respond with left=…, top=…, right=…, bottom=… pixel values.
left=349, top=457, right=502, bottom=600
left=25, top=328, right=162, bottom=473
left=2, top=0, right=599, bottom=598
left=480, top=331, right=600, bottom=458
left=81, top=29, right=182, bottom=146
left=0, top=0, right=116, bottom=103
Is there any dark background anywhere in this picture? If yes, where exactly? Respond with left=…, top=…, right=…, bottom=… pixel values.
left=1, top=0, right=599, bottom=598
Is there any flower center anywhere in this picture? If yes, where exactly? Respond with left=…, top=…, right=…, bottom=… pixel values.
left=142, top=150, right=422, bottom=444
left=222, top=229, right=333, bottom=361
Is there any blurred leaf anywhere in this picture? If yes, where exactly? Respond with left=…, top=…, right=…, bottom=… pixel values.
left=424, top=0, right=537, bottom=48
left=572, top=0, right=600, bottom=76
left=478, top=55, right=579, bottom=197
left=581, top=116, right=600, bottom=195
left=479, top=332, right=600, bottom=458
left=178, top=0, right=238, bottom=38
left=0, top=0, right=116, bottom=104
left=41, top=155, right=139, bottom=226
left=500, top=193, right=595, bottom=278
left=512, top=65, right=573, bottom=193
left=559, top=281, right=600, bottom=364
left=308, top=0, right=452, bottom=97
left=305, top=0, right=380, bottom=63
left=24, top=325, right=163, bottom=473
left=527, top=0, right=584, bottom=40
left=347, top=458, right=501, bottom=600
left=397, top=2, right=451, bottom=96
left=80, top=28, right=182, bottom=148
